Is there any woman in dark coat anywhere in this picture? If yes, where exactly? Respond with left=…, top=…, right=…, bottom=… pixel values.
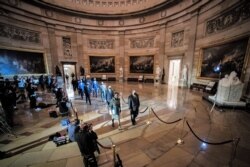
left=109, top=92, right=121, bottom=129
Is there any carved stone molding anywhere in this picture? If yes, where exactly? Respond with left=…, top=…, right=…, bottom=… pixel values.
left=45, top=10, right=53, bottom=17
left=72, top=0, right=148, bottom=8
left=139, top=17, right=145, bottom=23
left=88, top=39, right=114, bottom=49
left=206, top=1, right=250, bottom=35
left=161, top=10, right=167, bottom=17
left=75, top=17, right=81, bottom=23
left=119, top=20, right=124, bottom=26
left=0, top=9, right=9, bottom=16
left=130, top=37, right=154, bottom=48
left=97, top=20, right=104, bottom=26
left=63, top=37, right=72, bottom=57
left=0, top=23, right=40, bottom=43
left=8, top=0, right=19, bottom=6
left=171, top=30, right=184, bottom=48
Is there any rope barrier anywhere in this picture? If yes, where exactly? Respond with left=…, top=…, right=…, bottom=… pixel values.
left=151, top=108, right=182, bottom=124
left=121, top=96, right=128, bottom=104
left=139, top=107, right=148, bottom=114
left=229, top=137, right=240, bottom=166
left=186, top=121, right=235, bottom=145
left=97, top=141, right=112, bottom=149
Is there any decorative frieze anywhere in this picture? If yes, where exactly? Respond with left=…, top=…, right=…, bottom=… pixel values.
left=119, top=20, right=124, bottom=26
left=0, top=9, right=9, bottom=16
left=139, top=17, right=145, bottom=23
left=70, top=0, right=148, bottom=8
left=62, top=37, right=72, bottom=57
left=130, top=37, right=154, bottom=48
left=0, top=23, right=40, bottom=43
left=97, top=20, right=104, bottom=26
left=45, top=10, right=53, bottom=17
left=8, top=0, right=19, bottom=6
left=75, top=17, right=81, bottom=23
left=206, top=1, right=250, bottom=35
left=171, top=30, right=184, bottom=48
left=161, top=10, right=167, bottom=17
left=88, top=39, right=114, bottom=49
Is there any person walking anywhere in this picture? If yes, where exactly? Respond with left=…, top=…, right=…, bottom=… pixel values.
left=100, top=82, right=107, bottom=102
left=78, top=80, right=85, bottom=99
left=110, top=92, right=122, bottom=129
left=92, top=78, right=99, bottom=98
left=84, top=83, right=91, bottom=105
left=128, top=90, right=140, bottom=125
left=106, top=85, right=114, bottom=111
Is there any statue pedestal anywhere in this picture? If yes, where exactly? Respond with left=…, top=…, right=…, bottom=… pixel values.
left=154, top=76, right=160, bottom=86
left=208, top=83, right=245, bottom=108
left=180, top=79, right=187, bottom=87
left=119, top=76, right=123, bottom=83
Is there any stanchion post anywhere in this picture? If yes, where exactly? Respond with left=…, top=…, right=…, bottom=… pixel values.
left=74, top=107, right=78, bottom=120
left=229, top=138, right=240, bottom=166
left=112, top=145, right=116, bottom=167
left=176, top=117, right=185, bottom=145
left=146, top=107, right=152, bottom=125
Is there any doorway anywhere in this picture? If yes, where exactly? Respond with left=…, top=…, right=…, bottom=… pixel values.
left=63, top=64, right=76, bottom=84
left=63, top=64, right=76, bottom=99
left=168, top=59, right=181, bottom=86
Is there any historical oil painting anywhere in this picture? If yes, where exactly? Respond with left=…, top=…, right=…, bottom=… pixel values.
left=199, top=38, right=248, bottom=79
left=130, top=55, right=154, bottom=74
left=0, top=49, right=46, bottom=75
left=89, top=56, right=115, bottom=73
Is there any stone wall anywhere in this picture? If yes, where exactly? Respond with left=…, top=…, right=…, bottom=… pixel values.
left=0, top=0, right=249, bottom=94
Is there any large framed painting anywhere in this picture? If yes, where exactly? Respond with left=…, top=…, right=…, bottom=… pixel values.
left=0, top=49, right=46, bottom=75
left=89, top=56, right=115, bottom=73
left=199, top=37, right=248, bottom=79
left=130, top=55, right=154, bottom=74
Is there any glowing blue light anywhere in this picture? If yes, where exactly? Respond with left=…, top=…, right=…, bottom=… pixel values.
left=201, top=142, right=207, bottom=149
left=213, top=65, right=221, bottom=72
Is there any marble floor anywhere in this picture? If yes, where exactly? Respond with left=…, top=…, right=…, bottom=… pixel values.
left=0, top=82, right=250, bottom=167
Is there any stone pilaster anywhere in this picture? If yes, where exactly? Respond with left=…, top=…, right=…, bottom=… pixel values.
left=243, top=38, right=250, bottom=98
left=119, top=31, right=125, bottom=81
left=159, top=24, right=166, bottom=83
left=76, top=29, right=84, bottom=78
left=47, top=24, right=58, bottom=75
left=186, top=10, right=199, bottom=87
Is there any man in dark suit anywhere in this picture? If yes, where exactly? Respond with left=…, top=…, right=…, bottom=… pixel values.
left=128, top=90, right=140, bottom=125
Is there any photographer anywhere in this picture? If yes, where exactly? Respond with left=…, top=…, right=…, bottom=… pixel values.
left=75, top=123, right=98, bottom=167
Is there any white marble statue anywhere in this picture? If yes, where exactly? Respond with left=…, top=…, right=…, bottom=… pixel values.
left=181, top=65, right=188, bottom=81
left=211, top=71, right=243, bottom=102
left=119, top=67, right=123, bottom=77
left=155, top=65, right=161, bottom=79
left=181, top=65, right=188, bottom=87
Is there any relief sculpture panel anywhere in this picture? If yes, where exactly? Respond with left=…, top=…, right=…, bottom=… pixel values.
left=171, top=30, right=184, bottom=48
left=88, top=39, right=114, bottom=49
left=206, top=1, right=250, bottom=35
left=0, top=23, right=40, bottom=43
left=63, top=37, right=72, bottom=57
left=130, top=37, right=154, bottom=48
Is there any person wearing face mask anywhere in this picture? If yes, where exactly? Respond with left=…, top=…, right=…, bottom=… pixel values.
left=109, top=92, right=121, bottom=129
